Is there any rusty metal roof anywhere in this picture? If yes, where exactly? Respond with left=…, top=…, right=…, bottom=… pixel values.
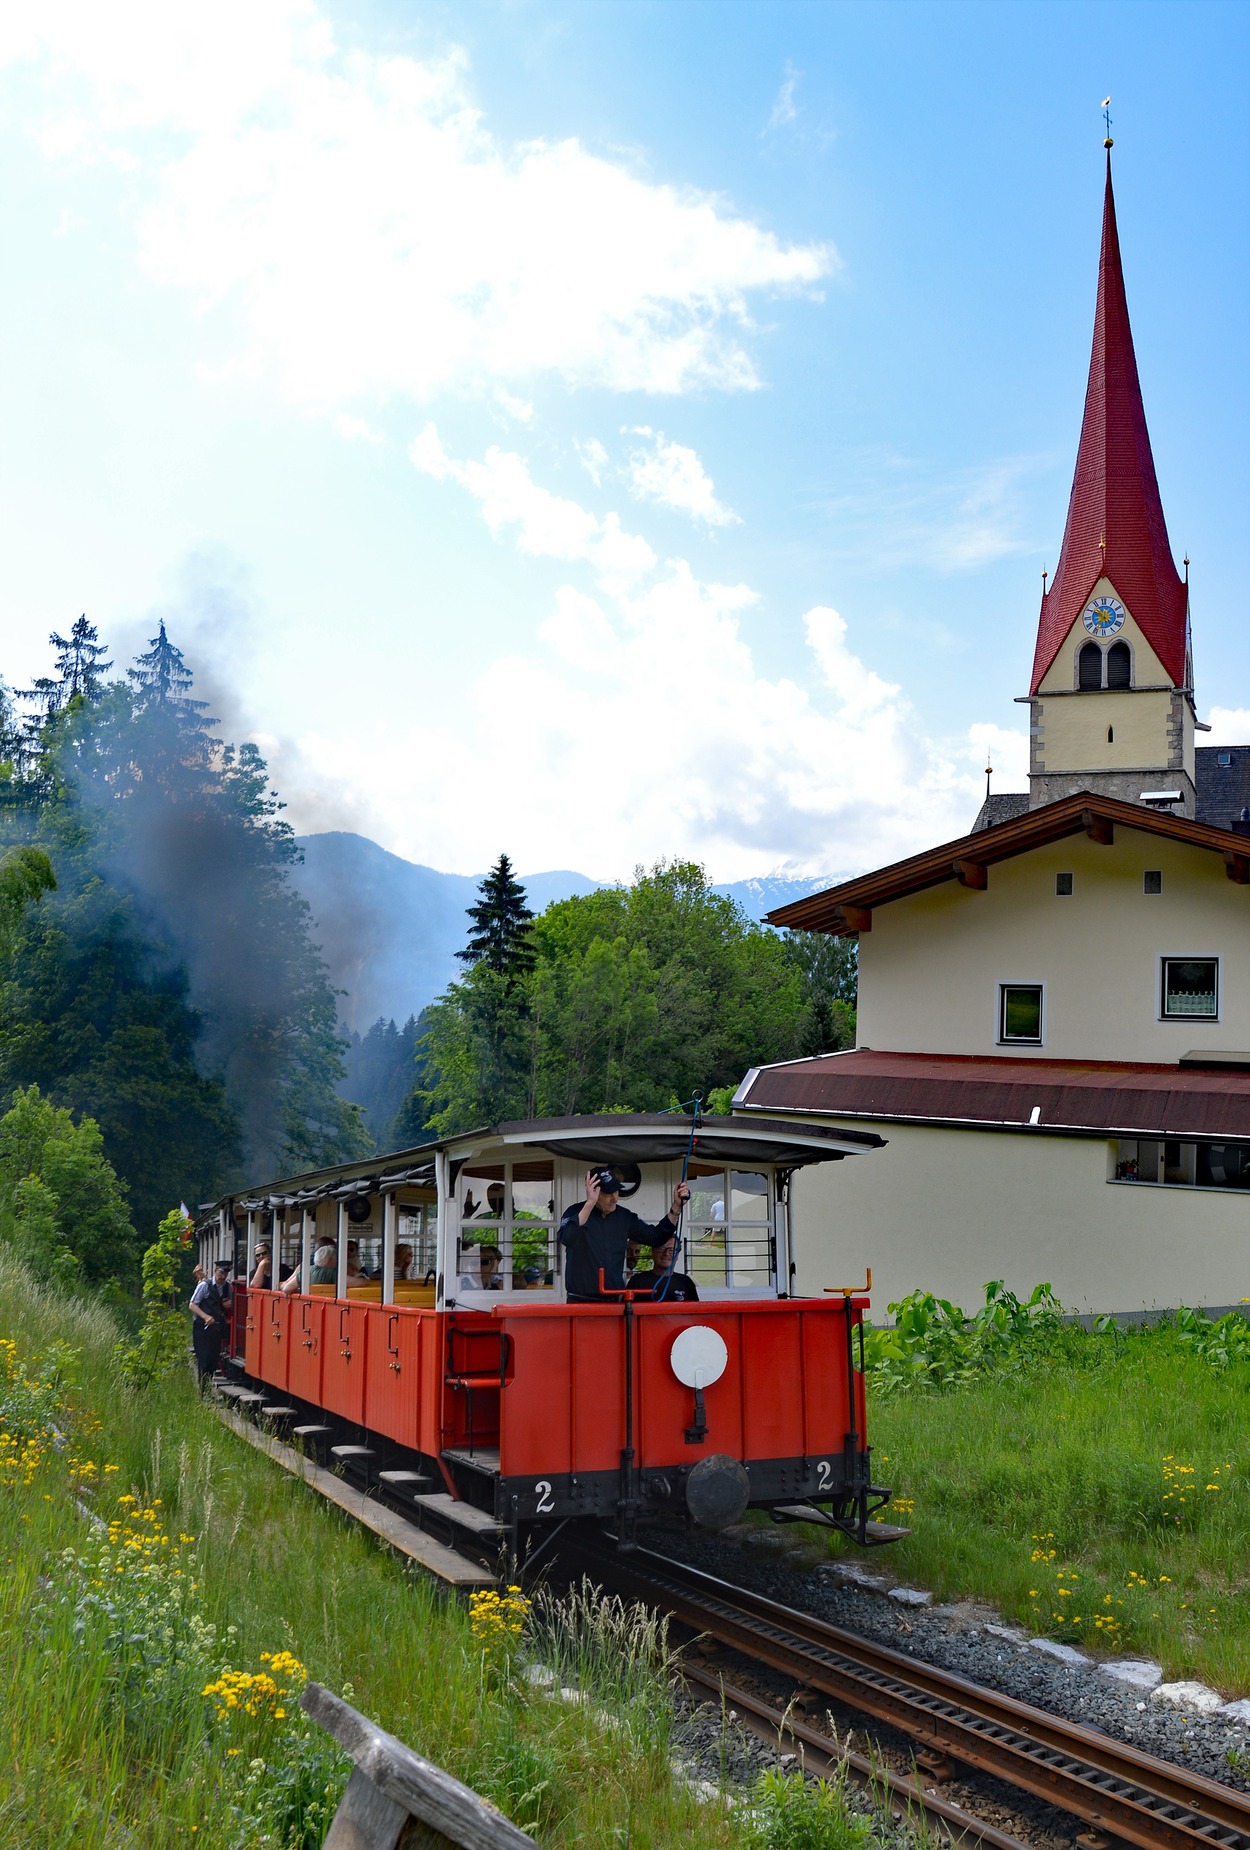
left=736, top=1049, right=1250, bottom=1141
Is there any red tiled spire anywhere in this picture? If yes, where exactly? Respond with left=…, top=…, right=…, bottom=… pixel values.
left=1030, top=154, right=1189, bottom=693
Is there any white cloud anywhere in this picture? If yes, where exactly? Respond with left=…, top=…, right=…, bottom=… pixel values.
left=5, top=5, right=833, bottom=410
left=333, top=413, right=384, bottom=444
left=625, top=427, right=740, bottom=528
left=766, top=63, right=800, bottom=132
left=1207, top=706, right=1250, bottom=745
left=308, top=435, right=998, bottom=878
left=824, top=453, right=1044, bottom=574
left=494, top=389, right=534, bottom=424
left=575, top=438, right=609, bottom=486
left=412, top=425, right=656, bottom=582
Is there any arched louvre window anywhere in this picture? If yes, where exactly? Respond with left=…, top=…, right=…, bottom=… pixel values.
left=1078, top=642, right=1103, bottom=690
left=1106, top=640, right=1131, bottom=689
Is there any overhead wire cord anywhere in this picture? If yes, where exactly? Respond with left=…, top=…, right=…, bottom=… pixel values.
left=653, top=1093, right=701, bottom=1302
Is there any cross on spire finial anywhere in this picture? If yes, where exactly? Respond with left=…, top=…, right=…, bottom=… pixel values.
left=1102, top=96, right=1113, bottom=149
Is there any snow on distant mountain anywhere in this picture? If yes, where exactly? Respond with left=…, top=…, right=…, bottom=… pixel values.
left=291, top=832, right=838, bottom=1030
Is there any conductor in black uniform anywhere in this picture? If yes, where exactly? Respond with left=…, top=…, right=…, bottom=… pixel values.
left=559, top=1168, right=690, bottom=1301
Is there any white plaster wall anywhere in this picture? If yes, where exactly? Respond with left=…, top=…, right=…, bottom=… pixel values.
left=791, top=1119, right=1250, bottom=1318
left=855, top=827, right=1249, bottom=1062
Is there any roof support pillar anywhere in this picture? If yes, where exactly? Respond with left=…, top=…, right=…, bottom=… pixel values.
left=1224, top=851, right=1249, bottom=885
left=952, top=860, right=987, bottom=889
left=831, top=904, right=872, bottom=932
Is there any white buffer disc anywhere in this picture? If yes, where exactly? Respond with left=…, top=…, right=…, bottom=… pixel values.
left=670, top=1325, right=728, bottom=1389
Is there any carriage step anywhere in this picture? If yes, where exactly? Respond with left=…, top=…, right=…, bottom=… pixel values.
left=234, top=1391, right=265, bottom=1406
left=330, top=1445, right=375, bottom=1460
left=260, top=1405, right=296, bottom=1418
left=379, top=1470, right=434, bottom=1488
left=292, top=1424, right=331, bottom=1439
left=413, top=1492, right=503, bottom=1535
left=771, top=1504, right=912, bottom=1544
left=217, top=1385, right=249, bottom=1400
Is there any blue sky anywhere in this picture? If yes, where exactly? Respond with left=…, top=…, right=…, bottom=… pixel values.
left=2, top=0, right=1246, bottom=883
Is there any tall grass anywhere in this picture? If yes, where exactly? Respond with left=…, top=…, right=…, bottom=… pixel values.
left=0, top=1256, right=879, bottom=1848
left=841, top=1295, right=1250, bottom=1692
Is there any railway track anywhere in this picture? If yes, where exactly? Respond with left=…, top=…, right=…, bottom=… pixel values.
left=563, top=1536, right=1250, bottom=1850
left=677, top=1656, right=1034, bottom=1850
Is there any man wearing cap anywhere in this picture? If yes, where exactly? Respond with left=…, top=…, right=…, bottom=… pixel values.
left=558, top=1169, right=690, bottom=1302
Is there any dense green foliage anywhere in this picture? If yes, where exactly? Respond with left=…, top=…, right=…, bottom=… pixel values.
left=0, top=622, right=368, bottom=1274
left=117, top=1207, right=196, bottom=1387
left=343, top=1012, right=429, bottom=1146
left=411, top=860, right=846, bottom=1134
left=0, top=1084, right=135, bottom=1285
left=862, top=1280, right=1067, bottom=1392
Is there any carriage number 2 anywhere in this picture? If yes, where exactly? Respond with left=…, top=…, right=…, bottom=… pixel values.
left=815, top=1460, right=833, bottom=1491
left=534, top=1480, right=554, bottom=1514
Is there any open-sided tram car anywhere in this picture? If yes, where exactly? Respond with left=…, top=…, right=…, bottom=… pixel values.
left=197, top=1114, right=899, bottom=1563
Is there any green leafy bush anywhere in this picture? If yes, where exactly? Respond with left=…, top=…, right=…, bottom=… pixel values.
left=863, top=1280, right=1066, bottom=1393
left=740, top=1768, right=874, bottom=1850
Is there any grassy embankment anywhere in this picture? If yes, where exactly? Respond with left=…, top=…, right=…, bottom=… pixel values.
left=0, top=1255, right=879, bottom=1850
left=822, top=1289, right=1250, bottom=1693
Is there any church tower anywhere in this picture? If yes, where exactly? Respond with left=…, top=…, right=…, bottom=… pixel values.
left=1027, top=150, right=1197, bottom=815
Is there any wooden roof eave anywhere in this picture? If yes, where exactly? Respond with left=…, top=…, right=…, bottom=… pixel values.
left=767, top=793, right=1250, bottom=934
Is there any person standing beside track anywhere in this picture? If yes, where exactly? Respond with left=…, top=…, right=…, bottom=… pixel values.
left=558, top=1168, right=690, bottom=1302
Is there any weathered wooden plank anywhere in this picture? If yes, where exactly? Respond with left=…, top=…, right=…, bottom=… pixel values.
left=323, top=1765, right=413, bottom=1850
left=302, top=1685, right=537, bottom=1850
left=214, top=1408, right=494, bottom=1587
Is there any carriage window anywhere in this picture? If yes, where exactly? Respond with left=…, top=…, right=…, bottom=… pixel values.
left=686, top=1166, right=774, bottom=1291
left=1078, top=642, right=1103, bottom=689
left=1106, top=640, right=1131, bottom=689
left=457, top=1161, right=555, bottom=1292
left=1161, top=958, right=1218, bottom=1019
left=398, top=1202, right=437, bottom=1280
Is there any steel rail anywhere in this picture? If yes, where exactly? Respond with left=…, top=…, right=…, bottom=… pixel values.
left=564, top=1537, right=1250, bottom=1850
left=678, top=1659, right=1033, bottom=1850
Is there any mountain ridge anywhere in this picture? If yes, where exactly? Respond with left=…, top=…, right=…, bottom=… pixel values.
left=290, top=831, right=838, bottom=1029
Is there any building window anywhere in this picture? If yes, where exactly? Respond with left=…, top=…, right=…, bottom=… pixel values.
left=1106, top=640, right=1131, bottom=689
left=1144, top=870, right=1162, bottom=895
left=1107, top=725, right=1114, bottom=743
left=1218, top=751, right=1232, bottom=767
left=999, top=983, right=1043, bottom=1044
left=1078, top=641, right=1102, bottom=690
left=1161, top=958, right=1219, bottom=1020
left=1055, top=872, right=1073, bottom=896
left=1115, top=1139, right=1250, bottom=1190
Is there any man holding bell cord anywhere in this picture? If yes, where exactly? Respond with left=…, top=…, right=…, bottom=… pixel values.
left=558, top=1167, right=690, bottom=1302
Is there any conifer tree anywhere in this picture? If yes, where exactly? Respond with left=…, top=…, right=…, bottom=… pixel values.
left=49, top=616, right=111, bottom=705
left=456, top=854, right=535, bottom=977
left=128, top=620, right=213, bottom=718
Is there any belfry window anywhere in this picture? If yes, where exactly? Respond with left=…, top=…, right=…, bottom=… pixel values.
left=1078, top=642, right=1102, bottom=690
left=1106, top=640, right=1131, bottom=688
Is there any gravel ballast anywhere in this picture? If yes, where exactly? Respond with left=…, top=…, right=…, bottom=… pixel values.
left=656, top=1523, right=1250, bottom=1796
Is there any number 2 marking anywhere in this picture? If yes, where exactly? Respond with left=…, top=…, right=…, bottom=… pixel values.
left=535, top=1480, right=554, bottom=1514
left=816, top=1460, right=833, bottom=1491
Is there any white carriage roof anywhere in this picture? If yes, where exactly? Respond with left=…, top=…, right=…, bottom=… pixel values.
left=197, top=1112, right=884, bottom=1226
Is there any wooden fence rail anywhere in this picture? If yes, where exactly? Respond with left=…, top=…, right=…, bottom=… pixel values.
left=302, top=1683, right=539, bottom=1850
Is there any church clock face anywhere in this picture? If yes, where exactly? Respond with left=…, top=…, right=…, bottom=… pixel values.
left=1081, top=594, right=1126, bottom=638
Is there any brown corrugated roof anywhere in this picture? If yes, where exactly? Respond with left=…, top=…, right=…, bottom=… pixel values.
left=738, top=1049, right=1250, bottom=1140
left=767, top=791, right=1250, bottom=934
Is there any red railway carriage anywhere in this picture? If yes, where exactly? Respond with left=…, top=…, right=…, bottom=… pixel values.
left=200, top=1113, right=898, bottom=1561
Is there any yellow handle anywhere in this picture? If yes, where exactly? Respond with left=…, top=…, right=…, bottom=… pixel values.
left=823, top=1267, right=871, bottom=1299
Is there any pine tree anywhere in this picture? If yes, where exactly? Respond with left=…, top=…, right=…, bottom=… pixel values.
left=49, top=616, right=111, bottom=704
left=456, top=854, right=535, bottom=977
left=128, top=620, right=213, bottom=718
